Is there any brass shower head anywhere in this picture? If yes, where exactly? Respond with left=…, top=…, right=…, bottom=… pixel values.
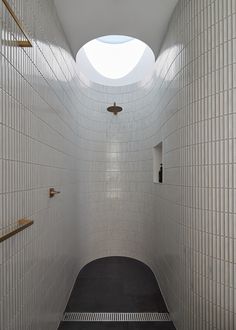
left=107, top=102, right=123, bottom=115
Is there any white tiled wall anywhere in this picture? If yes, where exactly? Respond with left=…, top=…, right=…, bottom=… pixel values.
left=1, top=0, right=236, bottom=329
left=150, top=0, right=236, bottom=329
left=75, top=1, right=236, bottom=330
left=0, top=0, right=79, bottom=329
left=75, top=78, right=157, bottom=269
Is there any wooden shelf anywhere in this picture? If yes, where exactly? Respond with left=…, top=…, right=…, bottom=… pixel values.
left=2, top=0, right=32, bottom=47
left=0, top=219, right=34, bottom=243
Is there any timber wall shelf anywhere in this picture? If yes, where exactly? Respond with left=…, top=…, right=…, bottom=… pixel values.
left=0, top=219, right=34, bottom=243
left=2, top=0, right=32, bottom=47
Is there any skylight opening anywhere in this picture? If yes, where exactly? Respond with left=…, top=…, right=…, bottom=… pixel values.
left=97, top=35, right=134, bottom=44
left=82, top=35, right=148, bottom=80
left=76, top=35, right=155, bottom=86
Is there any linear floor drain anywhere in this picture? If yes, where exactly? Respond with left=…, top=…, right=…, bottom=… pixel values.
left=62, top=312, right=171, bottom=322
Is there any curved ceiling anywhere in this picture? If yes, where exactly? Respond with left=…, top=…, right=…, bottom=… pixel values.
left=53, top=0, right=178, bottom=58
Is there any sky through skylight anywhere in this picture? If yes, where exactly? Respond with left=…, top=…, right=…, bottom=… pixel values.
left=83, top=36, right=147, bottom=79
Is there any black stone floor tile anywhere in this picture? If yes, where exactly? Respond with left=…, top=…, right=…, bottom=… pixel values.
left=65, top=257, right=167, bottom=313
left=58, top=321, right=175, bottom=330
left=58, top=257, right=176, bottom=330
left=58, top=322, right=129, bottom=329
left=127, top=322, right=176, bottom=329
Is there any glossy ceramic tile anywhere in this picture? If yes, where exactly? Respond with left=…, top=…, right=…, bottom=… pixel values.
left=0, top=0, right=78, bottom=329
left=1, top=0, right=236, bottom=329
left=75, top=1, right=236, bottom=329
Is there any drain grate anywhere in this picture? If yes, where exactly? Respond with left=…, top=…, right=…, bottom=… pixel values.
left=62, top=312, right=171, bottom=322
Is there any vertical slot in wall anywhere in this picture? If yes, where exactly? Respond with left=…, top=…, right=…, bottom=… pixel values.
left=153, top=142, right=163, bottom=183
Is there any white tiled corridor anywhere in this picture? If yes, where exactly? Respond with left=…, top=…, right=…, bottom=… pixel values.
left=0, top=1, right=236, bottom=329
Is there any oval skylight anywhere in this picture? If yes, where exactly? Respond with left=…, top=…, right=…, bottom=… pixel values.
left=83, top=37, right=146, bottom=79
left=76, top=35, right=155, bottom=86
left=97, top=35, right=134, bottom=44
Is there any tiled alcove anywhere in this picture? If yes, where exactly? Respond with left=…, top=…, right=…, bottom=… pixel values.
left=153, top=142, right=163, bottom=183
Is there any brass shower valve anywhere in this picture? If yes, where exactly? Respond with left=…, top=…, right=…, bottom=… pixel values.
left=49, top=188, right=61, bottom=198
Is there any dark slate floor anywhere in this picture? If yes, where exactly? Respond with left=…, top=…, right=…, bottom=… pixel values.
left=58, top=257, right=175, bottom=330
left=58, top=322, right=175, bottom=329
